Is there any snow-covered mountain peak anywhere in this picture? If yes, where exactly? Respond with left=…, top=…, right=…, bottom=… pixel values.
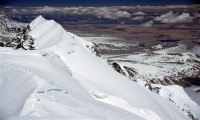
left=29, top=15, right=47, bottom=29
left=1, top=15, right=199, bottom=120
left=28, top=15, right=92, bottom=51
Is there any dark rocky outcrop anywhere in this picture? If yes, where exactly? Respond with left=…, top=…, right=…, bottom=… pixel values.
left=0, top=42, right=5, bottom=47
left=87, top=43, right=101, bottom=57
left=1, top=25, right=36, bottom=50
left=182, top=77, right=200, bottom=86
left=123, top=66, right=138, bottom=81
left=110, top=62, right=126, bottom=76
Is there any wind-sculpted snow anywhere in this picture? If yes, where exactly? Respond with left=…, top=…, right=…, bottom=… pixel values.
left=0, top=68, right=37, bottom=120
left=0, top=16, right=190, bottom=120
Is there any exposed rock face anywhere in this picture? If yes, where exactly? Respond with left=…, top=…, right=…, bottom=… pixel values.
left=87, top=42, right=101, bottom=57
left=123, top=66, right=138, bottom=81
left=0, top=42, right=5, bottom=47
left=182, top=77, right=200, bottom=86
left=111, top=62, right=126, bottom=75
left=91, top=43, right=101, bottom=57
left=1, top=25, right=36, bottom=50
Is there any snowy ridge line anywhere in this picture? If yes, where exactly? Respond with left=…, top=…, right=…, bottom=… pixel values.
left=0, top=15, right=198, bottom=120
left=0, top=47, right=145, bottom=120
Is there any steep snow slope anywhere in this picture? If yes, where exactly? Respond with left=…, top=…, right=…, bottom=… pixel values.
left=1, top=48, right=143, bottom=120
left=0, top=16, right=191, bottom=120
left=0, top=68, right=37, bottom=119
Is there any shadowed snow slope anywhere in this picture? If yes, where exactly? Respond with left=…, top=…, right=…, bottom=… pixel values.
left=0, top=16, right=190, bottom=120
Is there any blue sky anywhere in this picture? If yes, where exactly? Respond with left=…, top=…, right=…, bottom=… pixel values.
left=0, top=0, right=199, bottom=7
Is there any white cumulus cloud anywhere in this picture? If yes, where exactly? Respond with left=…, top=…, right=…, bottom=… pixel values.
left=132, top=11, right=146, bottom=16
left=11, top=9, right=18, bottom=13
left=154, top=11, right=193, bottom=23
left=142, top=20, right=154, bottom=27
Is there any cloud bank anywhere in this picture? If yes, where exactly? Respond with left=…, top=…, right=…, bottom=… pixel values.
left=154, top=11, right=193, bottom=23
left=9, top=6, right=151, bottom=20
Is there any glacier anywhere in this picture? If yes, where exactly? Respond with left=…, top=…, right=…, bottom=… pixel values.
left=0, top=15, right=196, bottom=120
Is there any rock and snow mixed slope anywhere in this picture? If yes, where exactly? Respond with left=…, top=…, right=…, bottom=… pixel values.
left=102, top=44, right=200, bottom=86
left=0, top=16, right=199, bottom=120
left=0, top=11, right=25, bottom=35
